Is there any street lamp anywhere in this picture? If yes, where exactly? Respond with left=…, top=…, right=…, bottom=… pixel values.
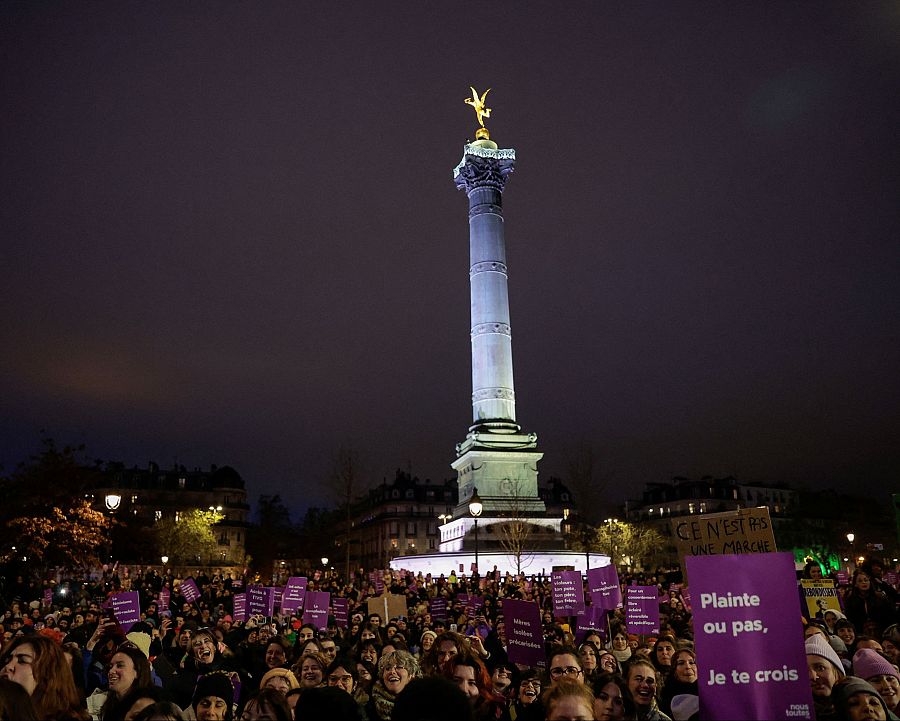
left=161, top=555, right=169, bottom=565
left=321, top=557, right=329, bottom=567
left=469, top=487, right=483, bottom=575
left=104, top=494, right=122, bottom=511
left=847, top=533, right=855, bottom=544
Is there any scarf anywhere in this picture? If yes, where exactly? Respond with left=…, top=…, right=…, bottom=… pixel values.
left=371, top=682, right=397, bottom=721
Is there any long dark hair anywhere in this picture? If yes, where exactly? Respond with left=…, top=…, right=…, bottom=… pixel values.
left=101, top=645, right=153, bottom=719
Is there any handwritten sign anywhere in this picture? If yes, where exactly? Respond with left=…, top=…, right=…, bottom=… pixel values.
left=688, top=552, right=813, bottom=720
left=587, top=565, right=622, bottom=610
left=366, top=594, right=406, bottom=624
left=159, top=587, right=170, bottom=613
left=625, top=586, right=660, bottom=634
left=673, top=508, right=776, bottom=560
left=233, top=593, right=246, bottom=622
left=504, top=599, right=545, bottom=667
left=552, top=571, right=585, bottom=615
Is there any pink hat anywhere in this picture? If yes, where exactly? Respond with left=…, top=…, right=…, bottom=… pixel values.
left=853, top=648, right=900, bottom=681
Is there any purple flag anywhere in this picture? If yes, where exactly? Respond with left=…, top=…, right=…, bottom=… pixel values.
left=333, top=597, right=349, bottom=628
left=281, top=577, right=308, bottom=615
left=587, top=565, right=622, bottom=610
left=687, top=552, right=814, bottom=720
left=110, top=591, right=141, bottom=632
left=552, top=571, right=586, bottom=615
left=504, top=599, right=545, bottom=667
left=625, top=586, right=660, bottom=634
left=233, top=593, right=246, bottom=622
left=247, top=585, right=274, bottom=617
left=302, top=591, right=331, bottom=630
left=180, top=577, right=201, bottom=604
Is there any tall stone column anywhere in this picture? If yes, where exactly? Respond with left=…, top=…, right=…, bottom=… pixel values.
left=449, top=141, right=546, bottom=519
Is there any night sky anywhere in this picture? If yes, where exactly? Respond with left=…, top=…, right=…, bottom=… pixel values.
left=2, top=3, right=898, bottom=516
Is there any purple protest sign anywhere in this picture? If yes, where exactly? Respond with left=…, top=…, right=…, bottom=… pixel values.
left=575, top=605, right=608, bottom=643
left=110, top=591, right=141, bottom=632
left=269, top=587, right=283, bottom=613
left=333, top=597, right=349, bottom=628
left=835, top=571, right=849, bottom=586
left=375, top=576, right=385, bottom=595
left=466, top=596, right=482, bottom=619
left=687, top=552, right=813, bottom=720
left=281, top=577, right=308, bottom=616
left=247, top=585, right=274, bottom=617
left=430, top=597, right=448, bottom=621
left=625, top=586, right=660, bottom=634
left=302, top=591, right=331, bottom=630
left=159, top=587, right=170, bottom=612
left=233, top=593, right=247, bottom=622
left=504, top=599, right=546, bottom=667
left=43, top=589, right=53, bottom=607
left=180, top=577, right=201, bottom=604
left=587, top=565, right=622, bottom=610
left=886, top=572, right=899, bottom=588
left=552, top=571, right=586, bottom=616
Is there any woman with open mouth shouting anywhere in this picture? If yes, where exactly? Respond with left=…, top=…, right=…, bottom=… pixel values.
left=366, top=650, right=422, bottom=720
left=625, top=659, right=672, bottom=721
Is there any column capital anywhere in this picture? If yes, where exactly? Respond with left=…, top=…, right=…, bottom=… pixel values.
left=453, top=143, right=516, bottom=193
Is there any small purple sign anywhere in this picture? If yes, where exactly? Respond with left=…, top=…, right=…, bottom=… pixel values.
left=625, top=586, right=660, bottom=634
left=110, top=591, right=141, bottom=632
left=687, top=552, right=813, bottom=720
left=159, top=587, right=170, bottom=612
left=835, top=571, right=849, bottom=586
left=575, top=605, right=608, bottom=643
left=247, top=585, right=274, bottom=617
left=504, top=599, right=546, bottom=667
left=466, top=595, right=482, bottom=619
left=269, top=587, right=283, bottom=613
left=281, top=577, right=308, bottom=616
left=180, top=577, right=201, bottom=604
left=375, top=576, right=385, bottom=594
left=552, top=571, right=586, bottom=616
left=333, top=597, right=349, bottom=628
left=587, top=565, right=622, bottom=610
left=233, top=593, right=246, bottom=622
left=430, top=597, right=448, bottom=621
left=886, top=572, right=899, bottom=587
left=302, top=591, right=331, bottom=630
left=43, top=588, right=53, bottom=607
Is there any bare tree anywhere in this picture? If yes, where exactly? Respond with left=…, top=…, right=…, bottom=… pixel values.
left=329, top=445, right=363, bottom=580
left=496, top=478, right=540, bottom=575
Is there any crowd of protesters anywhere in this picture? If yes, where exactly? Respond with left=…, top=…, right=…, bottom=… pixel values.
left=0, top=555, right=898, bottom=720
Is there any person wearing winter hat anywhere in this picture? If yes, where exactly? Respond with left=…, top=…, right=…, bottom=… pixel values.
left=830, top=676, right=898, bottom=721
left=853, top=649, right=900, bottom=716
left=192, top=671, right=240, bottom=721
left=807, top=633, right=846, bottom=720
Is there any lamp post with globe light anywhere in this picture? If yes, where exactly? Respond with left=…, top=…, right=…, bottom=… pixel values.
left=469, top=488, right=483, bottom=575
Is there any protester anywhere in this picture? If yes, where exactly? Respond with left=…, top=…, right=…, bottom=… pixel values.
left=444, top=650, right=505, bottom=720
left=366, top=650, right=421, bottom=720
left=625, top=658, right=672, bottom=721
left=192, top=671, right=239, bottom=721
left=659, top=648, right=697, bottom=719
left=576, top=642, right=600, bottom=682
left=391, top=676, right=474, bottom=721
left=87, top=644, right=153, bottom=721
left=239, top=687, right=292, bottom=721
left=807, top=633, right=846, bottom=720
left=830, top=677, right=895, bottom=721
left=258, top=667, right=299, bottom=695
left=0, top=677, right=39, bottom=721
left=540, top=678, right=595, bottom=721
left=852, top=649, right=900, bottom=716
left=591, top=672, right=631, bottom=721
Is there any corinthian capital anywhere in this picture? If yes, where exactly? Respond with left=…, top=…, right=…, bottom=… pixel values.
left=453, top=144, right=516, bottom=193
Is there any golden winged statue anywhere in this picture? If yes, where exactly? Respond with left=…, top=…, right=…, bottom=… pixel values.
left=464, top=87, right=492, bottom=138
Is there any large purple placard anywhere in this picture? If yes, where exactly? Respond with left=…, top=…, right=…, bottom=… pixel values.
left=281, top=577, right=308, bottom=615
left=625, top=586, right=660, bottom=634
left=430, top=597, right=448, bottom=621
left=552, top=571, right=586, bottom=616
left=575, top=605, right=608, bottom=643
left=180, top=577, right=201, bottom=603
left=504, top=599, right=545, bottom=667
left=247, top=585, right=274, bottom=617
left=302, top=591, right=331, bottom=630
left=110, top=591, right=141, bottom=632
left=333, top=597, right=349, bottom=628
left=233, top=593, right=246, bottom=622
left=687, top=552, right=813, bottom=720
left=587, top=565, right=622, bottom=610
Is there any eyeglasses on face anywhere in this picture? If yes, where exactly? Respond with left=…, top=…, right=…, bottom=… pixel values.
left=549, top=666, right=583, bottom=678
left=520, top=679, right=542, bottom=689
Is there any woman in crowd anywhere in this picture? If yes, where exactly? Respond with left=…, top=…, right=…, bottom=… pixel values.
left=541, top=678, right=595, bottom=721
left=445, top=651, right=505, bottom=720
left=357, top=638, right=382, bottom=669
left=577, top=641, right=600, bottom=683
left=0, top=635, right=89, bottom=720
left=239, top=687, right=292, bottom=721
left=258, top=667, right=299, bottom=695
left=0, top=677, right=39, bottom=721
left=852, top=648, right=900, bottom=717
left=625, top=658, right=671, bottom=721
left=504, top=669, right=541, bottom=721
left=294, top=652, right=327, bottom=689
left=598, top=651, right=621, bottom=675
left=845, top=570, right=895, bottom=638
left=650, top=635, right=677, bottom=683
left=89, top=644, right=153, bottom=720
left=113, top=685, right=170, bottom=721
left=366, top=650, right=421, bottom=720
left=609, top=628, right=632, bottom=666
left=806, top=633, right=846, bottom=721
left=262, top=638, right=290, bottom=672
left=659, top=648, right=697, bottom=718
left=830, top=677, right=894, bottom=721
left=326, top=656, right=368, bottom=706
left=419, top=630, right=437, bottom=660
left=131, top=701, right=184, bottom=721
left=192, top=671, right=238, bottom=721
left=591, top=672, right=631, bottom=721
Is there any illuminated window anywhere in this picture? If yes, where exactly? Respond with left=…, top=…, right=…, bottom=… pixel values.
left=155, top=510, right=162, bottom=521
left=688, top=503, right=695, bottom=514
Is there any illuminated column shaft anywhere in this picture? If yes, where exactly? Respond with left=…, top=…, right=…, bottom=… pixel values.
left=454, top=144, right=518, bottom=428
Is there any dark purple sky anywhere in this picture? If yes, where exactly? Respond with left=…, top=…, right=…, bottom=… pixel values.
left=2, top=3, right=898, bottom=515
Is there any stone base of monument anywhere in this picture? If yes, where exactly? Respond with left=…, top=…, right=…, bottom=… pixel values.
left=389, top=549, right=611, bottom=577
